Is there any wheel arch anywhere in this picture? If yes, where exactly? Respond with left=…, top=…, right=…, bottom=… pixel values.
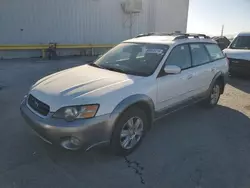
left=209, top=71, right=226, bottom=94
left=110, top=94, right=155, bottom=132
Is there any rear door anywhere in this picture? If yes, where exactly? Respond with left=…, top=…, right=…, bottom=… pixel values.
left=204, top=43, right=227, bottom=75
left=188, top=43, right=217, bottom=96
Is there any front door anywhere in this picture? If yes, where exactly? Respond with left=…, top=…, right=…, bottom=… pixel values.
left=156, top=44, right=195, bottom=111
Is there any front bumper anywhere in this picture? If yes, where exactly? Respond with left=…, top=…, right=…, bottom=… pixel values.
left=20, top=99, right=112, bottom=150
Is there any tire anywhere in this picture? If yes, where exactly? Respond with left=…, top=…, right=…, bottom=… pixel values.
left=202, top=81, right=221, bottom=108
left=111, top=107, right=148, bottom=156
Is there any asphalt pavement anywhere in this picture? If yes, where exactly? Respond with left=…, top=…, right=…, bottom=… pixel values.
left=0, top=57, right=250, bottom=188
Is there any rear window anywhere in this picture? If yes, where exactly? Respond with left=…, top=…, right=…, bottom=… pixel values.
left=205, top=44, right=225, bottom=61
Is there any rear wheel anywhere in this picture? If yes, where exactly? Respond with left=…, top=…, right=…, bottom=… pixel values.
left=202, top=81, right=221, bottom=108
left=111, top=107, right=148, bottom=156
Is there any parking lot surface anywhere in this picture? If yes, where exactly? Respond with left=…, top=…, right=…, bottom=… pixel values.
left=0, top=57, right=250, bottom=188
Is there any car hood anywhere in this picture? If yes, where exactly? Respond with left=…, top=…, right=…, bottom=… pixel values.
left=223, top=48, right=250, bottom=61
left=30, top=64, right=139, bottom=111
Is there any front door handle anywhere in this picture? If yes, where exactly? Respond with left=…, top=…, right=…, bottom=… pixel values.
left=187, top=74, right=193, bottom=80
left=183, top=74, right=193, bottom=80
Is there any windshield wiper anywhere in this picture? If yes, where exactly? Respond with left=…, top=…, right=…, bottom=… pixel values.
left=91, top=64, right=147, bottom=76
left=103, top=66, right=126, bottom=74
left=90, top=64, right=126, bottom=74
left=88, top=63, right=103, bottom=69
left=104, top=66, right=148, bottom=76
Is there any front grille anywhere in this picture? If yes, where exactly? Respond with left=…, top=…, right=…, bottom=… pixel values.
left=228, top=58, right=250, bottom=68
left=28, top=95, right=50, bottom=116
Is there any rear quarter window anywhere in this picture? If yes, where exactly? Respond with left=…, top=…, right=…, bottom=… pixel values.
left=205, top=44, right=225, bottom=61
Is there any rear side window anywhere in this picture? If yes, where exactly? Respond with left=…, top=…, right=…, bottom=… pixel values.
left=205, top=44, right=224, bottom=60
left=190, top=44, right=210, bottom=66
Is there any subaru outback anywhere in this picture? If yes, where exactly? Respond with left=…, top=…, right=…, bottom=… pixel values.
left=20, top=33, right=229, bottom=156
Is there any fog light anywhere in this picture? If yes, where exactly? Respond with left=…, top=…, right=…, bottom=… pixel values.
left=70, top=137, right=81, bottom=146
left=61, top=136, right=81, bottom=150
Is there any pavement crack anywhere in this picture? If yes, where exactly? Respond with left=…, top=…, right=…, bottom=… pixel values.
left=124, top=156, right=146, bottom=185
left=190, top=168, right=203, bottom=188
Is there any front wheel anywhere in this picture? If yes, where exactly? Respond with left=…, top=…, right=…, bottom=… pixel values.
left=202, top=81, right=221, bottom=108
left=111, top=107, right=148, bottom=156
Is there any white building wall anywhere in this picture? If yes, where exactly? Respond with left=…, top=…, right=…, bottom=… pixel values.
left=155, top=0, right=189, bottom=33
left=0, top=0, right=189, bottom=57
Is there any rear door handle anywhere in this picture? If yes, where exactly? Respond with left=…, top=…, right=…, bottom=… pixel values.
left=211, top=68, right=216, bottom=72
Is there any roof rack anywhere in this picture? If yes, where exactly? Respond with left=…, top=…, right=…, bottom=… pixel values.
left=135, top=32, right=210, bottom=40
left=135, top=32, right=174, bottom=38
left=135, top=32, right=170, bottom=38
left=174, top=33, right=210, bottom=40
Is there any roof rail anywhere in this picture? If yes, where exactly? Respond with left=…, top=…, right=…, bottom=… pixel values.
left=135, top=32, right=210, bottom=40
left=135, top=32, right=171, bottom=38
left=174, top=33, right=210, bottom=40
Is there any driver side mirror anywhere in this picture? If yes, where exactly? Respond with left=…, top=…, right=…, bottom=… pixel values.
left=164, top=65, right=181, bottom=74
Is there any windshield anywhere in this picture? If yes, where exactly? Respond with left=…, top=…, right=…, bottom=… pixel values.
left=230, top=36, right=250, bottom=49
left=91, top=43, right=169, bottom=76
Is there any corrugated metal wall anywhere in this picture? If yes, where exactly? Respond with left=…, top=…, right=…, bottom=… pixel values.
left=155, top=0, right=189, bottom=32
left=0, top=0, right=189, bottom=45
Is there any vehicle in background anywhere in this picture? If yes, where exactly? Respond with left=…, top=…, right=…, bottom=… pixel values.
left=20, top=33, right=229, bottom=156
left=212, top=36, right=231, bottom=50
left=223, top=32, right=250, bottom=76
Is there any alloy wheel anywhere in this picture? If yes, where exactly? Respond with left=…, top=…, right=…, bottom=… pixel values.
left=120, top=117, right=144, bottom=150
left=211, top=84, right=220, bottom=104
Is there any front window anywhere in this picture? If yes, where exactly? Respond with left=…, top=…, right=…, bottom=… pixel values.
left=230, top=36, right=250, bottom=49
left=166, top=44, right=191, bottom=69
left=91, top=43, right=169, bottom=76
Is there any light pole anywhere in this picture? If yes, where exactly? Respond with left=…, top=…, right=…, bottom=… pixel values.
left=221, top=25, right=224, bottom=37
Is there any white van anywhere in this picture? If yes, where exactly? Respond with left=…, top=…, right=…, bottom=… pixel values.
left=223, top=32, right=250, bottom=76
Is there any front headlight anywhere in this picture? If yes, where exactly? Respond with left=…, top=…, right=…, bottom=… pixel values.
left=53, top=104, right=99, bottom=121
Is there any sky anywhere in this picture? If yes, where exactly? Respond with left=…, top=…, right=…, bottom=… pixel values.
left=187, top=0, right=250, bottom=36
